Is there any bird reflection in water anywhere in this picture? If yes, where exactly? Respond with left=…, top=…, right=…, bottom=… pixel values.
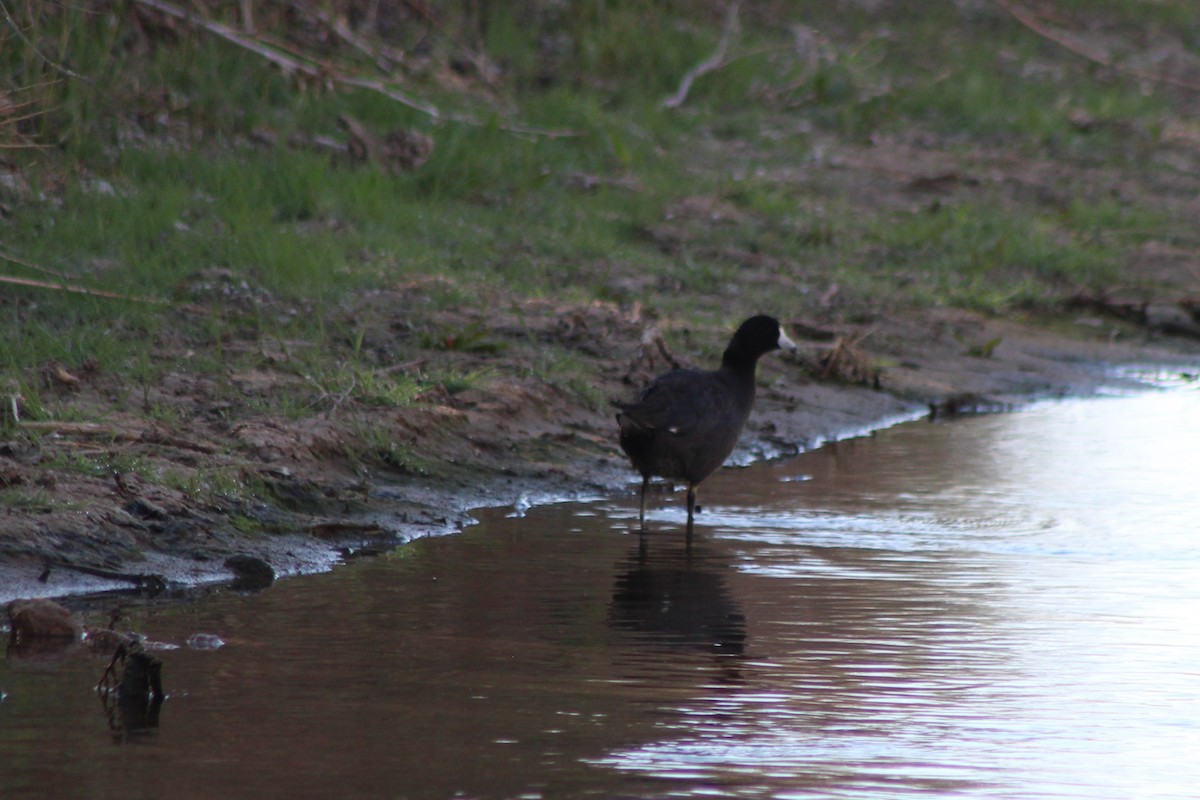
left=608, top=536, right=746, bottom=669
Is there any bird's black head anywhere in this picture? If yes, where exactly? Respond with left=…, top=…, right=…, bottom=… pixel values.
left=723, top=315, right=797, bottom=368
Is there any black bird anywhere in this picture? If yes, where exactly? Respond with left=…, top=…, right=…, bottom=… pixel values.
left=615, top=315, right=797, bottom=535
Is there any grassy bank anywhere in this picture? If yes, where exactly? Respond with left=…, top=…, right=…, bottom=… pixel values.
left=2, top=0, right=1198, bottom=523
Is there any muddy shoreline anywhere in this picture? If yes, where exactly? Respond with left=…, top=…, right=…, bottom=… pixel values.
left=3, top=303, right=1198, bottom=604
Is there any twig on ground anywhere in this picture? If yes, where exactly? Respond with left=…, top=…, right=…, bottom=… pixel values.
left=132, top=0, right=323, bottom=80
left=0, top=249, right=70, bottom=279
left=377, top=358, right=428, bottom=376
left=19, top=421, right=220, bottom=454
left=0, top=93, right=57, bottom=150
left=997, top=0, right=1200, bottom=92
left=1, top=274, right=168, bottom=302
left=662, top=2, right=741, bottom=109
left=43, top=558, right=167, bottom=595
left=301, top=370, right=360, bottom=415
left=336, top=74, right=446, bottom=120
left=295, top=1, right=406, bottom=69
left=0, top=273, right=211, bottom=314
left=818, top=327, right=878, bottom=386
left=0, top=0, right=86, bottom=79
left=130, top=0, right=582, bottom=138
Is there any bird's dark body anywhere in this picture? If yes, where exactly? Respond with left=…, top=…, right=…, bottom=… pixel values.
left=615, top=315, right=796, bottom=536
left=616, top=367, right=754, bottom=486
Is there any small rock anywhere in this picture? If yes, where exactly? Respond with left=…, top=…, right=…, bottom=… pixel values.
left=85, top=628, right=130, bottom=654
left=7, top=599, right=84, bottom=641
left=125, top=498, right=169, bottom=521
left=187, top=633, right=225, bottom=650
left=1145, top=304, right=1200, bottom=338
left=224, top=554, right=275, bottom=590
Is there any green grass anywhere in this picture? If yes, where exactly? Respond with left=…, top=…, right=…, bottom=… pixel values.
left=862, top=200, right=1123, bottom=309
left=160, top=466, right=260, bottom=503
left=2, top=0, right=1196, bottom=388
left=40, top=450, right=154, bottom=479
left=0, top=487, right=66, bottom=513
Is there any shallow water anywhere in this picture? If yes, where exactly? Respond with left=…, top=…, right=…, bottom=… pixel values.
left=3, top=386, right=1199, bottom=799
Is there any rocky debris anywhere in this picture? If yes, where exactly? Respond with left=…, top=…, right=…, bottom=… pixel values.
left=2, top=292, right=1198, bottom=604
left=224, top=554, right=276, bottom=590
left=339, top=115, right=435, bottom=173
left=1068, top=293, right=1200, bottom=340
left=6, top=598, right=83, bottom=641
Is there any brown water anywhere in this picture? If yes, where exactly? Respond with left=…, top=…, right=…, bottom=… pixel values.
left=3, top=385, right=1199, bottom=799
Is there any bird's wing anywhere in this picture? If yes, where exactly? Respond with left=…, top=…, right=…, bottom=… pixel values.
left=617, top=370, right=731, bottom=437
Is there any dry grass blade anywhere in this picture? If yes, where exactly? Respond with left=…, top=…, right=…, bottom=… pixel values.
left=336, top=74, right=444, bottom=119
left=0, top=249, right=70, bottom=279
left=0, top=0, right=85, bottom=79
left=0, top=274, right=212, bottom=314
left=131, top=0, right=323, bottom=80
left=130, top=0, right=582, bottom=138
left=0, top=91, right=52, bottom=150
left=0, top=273, right=170, bottom=303
left=18, top=421, right=219, bottom=454
left=997, top=0, right=1200, bottom=92
left=296, top=1, right=406, bottom=69
left=818, top=328, right=879, bottom=386
left=662, top=2, right=741, bottom=109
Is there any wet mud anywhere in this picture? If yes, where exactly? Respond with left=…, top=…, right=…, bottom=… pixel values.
left=2, top=299, right=1198, bottom=602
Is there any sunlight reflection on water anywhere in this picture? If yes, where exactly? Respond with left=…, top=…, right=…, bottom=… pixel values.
left=595, top=386, right=1200, bottom=799
left=2, top=386, right=1198, bottom=800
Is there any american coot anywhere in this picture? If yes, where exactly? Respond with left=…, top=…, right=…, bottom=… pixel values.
left=615, top=315, right=797, bottom=535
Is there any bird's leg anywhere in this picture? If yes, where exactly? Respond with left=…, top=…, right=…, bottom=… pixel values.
left=639, top=475, right=649, bottom=530
left=685, top=483, right=697, bottom=545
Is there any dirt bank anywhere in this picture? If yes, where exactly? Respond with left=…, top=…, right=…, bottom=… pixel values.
left=2, top=294, right=1198, bottom=602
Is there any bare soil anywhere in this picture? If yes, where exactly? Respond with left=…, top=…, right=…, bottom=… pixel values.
left=3, top=285, right=1198, bottom=601
left=6, top=74, right=1200, bottom=600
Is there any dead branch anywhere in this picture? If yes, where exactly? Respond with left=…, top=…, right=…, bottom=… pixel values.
left=130, top=0, right=582, bottom=138
left=662, top=2, right=741, bottom=109
left=818, top=327, right=878, bottom=385
left=132, top=0, right=322, bottom=80
left=296, top=1, right=406, bottom=70
left=0, top=249, right=70, bottom=279
left=19, top=420, right=219, bottom=453
left=1, top=273, right=170, bottom=303
left=42, top=559, right=167, bottom=595
left=0, top=92, right=57, bottom=150
left=336, top=76, right=581, bottom=137
left=997, top=0, right=1200, bottom=92
left=377, top=358, right=428, bottom=376
left=0, top=0, right=86, bottom=79
left=0, top=101, right=45, bottom=128
left=0, top=273, right=210, bottom=315
left=622, top=325, right=685, bottom=386
left=336, top=75, right=445, bottom=119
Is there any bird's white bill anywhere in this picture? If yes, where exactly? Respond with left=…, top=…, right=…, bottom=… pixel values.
left=777, top=329, right=799, bottom=351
